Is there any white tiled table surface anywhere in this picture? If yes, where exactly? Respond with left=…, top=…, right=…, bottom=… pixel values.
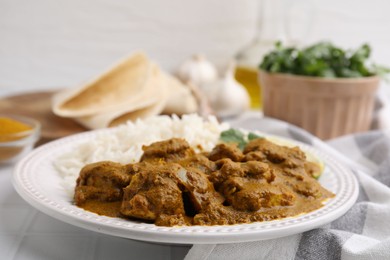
left=0, top=165, right=191, bottom=260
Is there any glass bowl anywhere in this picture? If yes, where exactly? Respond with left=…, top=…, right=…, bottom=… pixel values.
left=0, top=115, right=41, bottom=164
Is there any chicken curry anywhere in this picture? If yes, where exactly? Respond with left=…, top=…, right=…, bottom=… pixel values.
left=74, top=137, right=334, bottom=226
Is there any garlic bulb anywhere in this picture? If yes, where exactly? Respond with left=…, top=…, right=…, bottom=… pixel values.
left=205, top=62, right=250, bottom=117
left=176, top=54, right=218, bottom=90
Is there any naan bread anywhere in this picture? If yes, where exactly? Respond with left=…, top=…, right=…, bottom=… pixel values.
left=52, top=52, right=199, bottom=129
left=74, top=64, right=168, bottom=129
left=52, top=52, right=156, bottom=117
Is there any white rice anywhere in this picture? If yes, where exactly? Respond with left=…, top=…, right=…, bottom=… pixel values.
left=54, top=114, right=229, bottom=196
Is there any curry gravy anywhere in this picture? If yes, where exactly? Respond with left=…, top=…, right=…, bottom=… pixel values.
left=75, top=138, right=334, bottom=226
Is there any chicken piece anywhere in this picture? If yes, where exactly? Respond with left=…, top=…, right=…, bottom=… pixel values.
left=244, top=138, right=306, bottom=166
left=243, top=151, right=267, bottom=162
left=281, top=167, right=305, bottom=181
left=74, top=161, right=133, bottom=206
left=177, top=153, right=217, bottom=175
left=208, top=159, right=295, bottom=212
left=291, top=180, right=322, bottom=198
left=211, top=159, right=273, bottom=187
left=140, top=138, right=195, bottom=163
left=120, top=163, right=186, bottom=222
left=230, top=183, right=295, bottom=211
left=208, top=143, right=243, bottom=162
left=175, top=166, right=224, bottom=213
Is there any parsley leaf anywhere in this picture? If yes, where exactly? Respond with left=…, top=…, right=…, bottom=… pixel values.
left=220, top=129, right=262, bottom=150
left=248, top=132, right=262, bottom=141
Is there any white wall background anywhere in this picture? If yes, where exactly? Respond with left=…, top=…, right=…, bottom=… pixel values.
left=1, top=0, right=390, bottom=95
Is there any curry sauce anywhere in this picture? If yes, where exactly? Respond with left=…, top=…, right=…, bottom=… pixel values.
left=74, top=138, right=334, bottom=226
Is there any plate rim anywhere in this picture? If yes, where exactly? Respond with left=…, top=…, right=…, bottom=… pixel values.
left=12, top=128, right=359, bottom=244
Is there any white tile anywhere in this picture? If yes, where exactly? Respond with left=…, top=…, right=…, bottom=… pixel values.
left=14, top=235, right=90, bottom=260
left=0, top=206, right=34, bottom=233
left=27, top=212, right=89, bottom=234
left=0, top=234, right=19, bottom=259
left=0, top=167, right=28, bottom=205
left=170, top=246, right=191, bottom=259
left=95, top=236, right=172, bottom=260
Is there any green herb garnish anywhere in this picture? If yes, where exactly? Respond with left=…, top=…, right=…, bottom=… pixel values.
left=220, top=128, right=262, bottom=150
left=259, top=41, right=390, bottom=78
left=248, top=132, right=262, bottom=141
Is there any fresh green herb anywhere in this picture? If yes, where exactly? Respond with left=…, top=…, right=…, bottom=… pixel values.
left=220, top=128, right=262, bottom=150
left=259, top=42, right=390, bottom=78
left=220, top=128, right=246, bottom=150
left=248, top=132, right=262, bottom=141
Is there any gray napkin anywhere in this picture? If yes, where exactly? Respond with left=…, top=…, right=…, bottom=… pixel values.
left=185, top=116, right=390, bottom=260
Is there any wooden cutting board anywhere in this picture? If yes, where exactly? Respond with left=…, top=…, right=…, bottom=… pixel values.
left=0, top=91, right=87, bottom=145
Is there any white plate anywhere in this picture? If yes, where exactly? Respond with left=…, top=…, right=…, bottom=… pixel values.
left=12, top=129, right=359, bottom=244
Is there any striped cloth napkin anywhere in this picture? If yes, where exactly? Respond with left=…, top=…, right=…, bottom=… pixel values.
left=185, top=115, right=390, bottom=260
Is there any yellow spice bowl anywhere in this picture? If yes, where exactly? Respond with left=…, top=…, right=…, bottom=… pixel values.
left=0, top=115, right=41, bottom=164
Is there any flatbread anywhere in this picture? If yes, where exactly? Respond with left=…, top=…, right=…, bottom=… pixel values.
left=52, top=52, right=156, bottom=117
left=51, top=52, right=199, bottom=129
left=109, top=94, right=167, bottom=127
left=74, top=63, right=168, bottom=129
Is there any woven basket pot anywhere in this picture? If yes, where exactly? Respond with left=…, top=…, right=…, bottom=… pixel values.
left=259, top=71, right=380, bottom=140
